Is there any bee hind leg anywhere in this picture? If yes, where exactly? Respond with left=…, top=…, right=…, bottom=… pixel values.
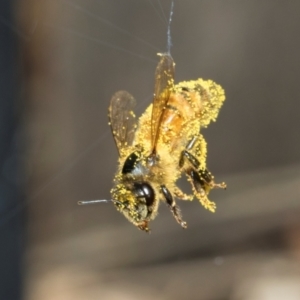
left=185, top=167, right=217, bottom=212
left=180, top=135, right=226, bottom=192
left=161, top=185, right=187, bottom=229
left=179, top=135, right=226, bottom=212
left=198, top=168, right=227, bottom=190
left=179, top=135, right=205, bottom=169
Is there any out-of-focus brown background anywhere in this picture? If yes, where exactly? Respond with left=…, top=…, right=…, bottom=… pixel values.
left=2, top=0, right=300, bottom=299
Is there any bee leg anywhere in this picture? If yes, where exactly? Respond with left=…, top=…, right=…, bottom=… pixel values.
left=179, top=134, right=206, bottom=170
left=179, top=150, right=200, bottom=169
left=180, top=134, right=226, bottom=190
left=161, top=185, right=187, bottom=228
left=180, top=135, right=226, bottom=212
left=198, top=168, right=227, bottom=190
left=185, top=168, right=217, bottom=212
left=137, top=221, right=151, bottom=233
left=174, top=186, right=194, bottom=201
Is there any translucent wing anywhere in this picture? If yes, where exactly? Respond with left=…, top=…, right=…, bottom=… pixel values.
left=151, top=53, right=175, bottom=154
left=109, top=91, right=137, bottom=155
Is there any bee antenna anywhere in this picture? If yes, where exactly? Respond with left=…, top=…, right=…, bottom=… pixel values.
left=78, top=199, right=111, bottom=205
left=77, top=199, right=122, bottom=205
left=167, top=0, right=175, bottom=55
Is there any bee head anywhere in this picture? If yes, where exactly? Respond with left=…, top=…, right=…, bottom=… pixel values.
left=111, top=182, right=156, bottom=232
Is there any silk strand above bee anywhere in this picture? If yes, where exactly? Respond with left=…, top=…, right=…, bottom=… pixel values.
left=79, top=53, right=226, bottom=233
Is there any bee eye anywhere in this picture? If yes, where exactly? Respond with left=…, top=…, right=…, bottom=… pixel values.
left=134, top=182, right=155, bottom=207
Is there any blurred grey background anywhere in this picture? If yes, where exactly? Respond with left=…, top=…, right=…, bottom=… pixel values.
left=1, top=0, right=300, bottom=299
left=0, top=1, right=24, bottom=299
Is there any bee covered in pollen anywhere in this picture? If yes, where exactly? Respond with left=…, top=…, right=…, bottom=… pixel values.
left=80, top=53, right=226, bottom=233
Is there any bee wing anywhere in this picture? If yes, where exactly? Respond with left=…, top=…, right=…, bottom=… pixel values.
left=109, top=91, right=137, bottom=155
left=151, top=53, right=175, bottom=154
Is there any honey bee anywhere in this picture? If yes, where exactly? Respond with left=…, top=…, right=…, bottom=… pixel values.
left=80, top=53, right=226, bottom=232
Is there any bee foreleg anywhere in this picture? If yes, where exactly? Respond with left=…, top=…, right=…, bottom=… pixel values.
left=160, top=185, right=187, bottom=228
